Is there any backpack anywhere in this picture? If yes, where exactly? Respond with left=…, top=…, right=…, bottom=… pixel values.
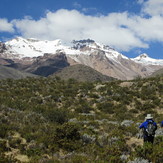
left=145, top=121, right=156, bottom=136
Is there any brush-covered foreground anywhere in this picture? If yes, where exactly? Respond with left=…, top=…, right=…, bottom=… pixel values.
left=0, top=76, right=163, bottom=162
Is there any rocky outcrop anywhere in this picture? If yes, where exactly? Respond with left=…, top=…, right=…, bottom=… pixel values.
left=24, top=52, right=70, bottom=76
left=0, top=42, right=7, bottom=53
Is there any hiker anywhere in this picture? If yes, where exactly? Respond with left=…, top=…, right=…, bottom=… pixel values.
left=161, top=121, right=163, bottom=127
left=139, top=114, right=157, bottom=144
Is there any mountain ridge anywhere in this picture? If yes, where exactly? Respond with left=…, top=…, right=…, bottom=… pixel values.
left=2, top=37, right=163, bottom=62
left=1, top=37, right=163, bottom=80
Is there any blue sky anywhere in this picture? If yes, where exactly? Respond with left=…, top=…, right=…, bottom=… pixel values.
left=0, top=0, right=163, bottom=59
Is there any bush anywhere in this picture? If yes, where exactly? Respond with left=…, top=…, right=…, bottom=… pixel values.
left=45, top=108, right=68, bottom=124
left=0, top=140, right=8, bottom=152
left=0, top=124, right=9, bottom=138
left=97, top=102, right=114, bottom=114
left=9, top=138, right=22, bottom=148
left=54, top=123, right=82, bottom=151
left=134, top=141, right=163, bottom=163
left=0, top=153, right=17, bottom=163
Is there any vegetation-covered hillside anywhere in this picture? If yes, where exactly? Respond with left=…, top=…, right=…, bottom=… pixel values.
left=0, top=76, right=163, bottom=162
left=0, top=65, right=37, bottom=80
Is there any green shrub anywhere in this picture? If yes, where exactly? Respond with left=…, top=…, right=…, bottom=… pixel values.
left=0, top=124, right=9, bottom=138
left=54, top=123, right=82, bottom=151
left=0, top=140, right=8, bottom=152
left=97, top=102, right=114, bottom=114
left=0, top=153, right=17, bottom=163
left=133, top=140, right=163, bottom=163
left=9, top=138, right=22, bottom=148
left=45, top=108, right=68, bottom=124
left=26, top=148, right=43, bottom=157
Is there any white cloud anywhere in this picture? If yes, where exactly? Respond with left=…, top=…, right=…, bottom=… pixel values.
left=127, top=15, right=163, bottom=42
left=9, top=0, right=163, bottom=52
left=12, top=9, right=148, bottom=51
left=141, top=0, right=163, bottom=16
left=12, top=17, right=48, bottom=39
left=0, top=18, right=14, bottom=32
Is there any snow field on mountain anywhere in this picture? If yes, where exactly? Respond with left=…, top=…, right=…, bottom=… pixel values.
left=4, top=37, right=163, bottom=66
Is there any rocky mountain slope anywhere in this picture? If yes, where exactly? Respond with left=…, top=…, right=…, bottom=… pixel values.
left=150, top=68, right=163, bottom=77
left=52, top=64, right=115, bottom=82
left=22, top=53, right=70, bottom=77
left=1, top=37, right=163, bottom=80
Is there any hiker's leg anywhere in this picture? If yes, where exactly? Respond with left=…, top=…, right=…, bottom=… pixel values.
left=144, top=136, right=148, bottom=143
left=144, top=136, right=154, bottom=144
left=149, top=136, right=154, bottom=144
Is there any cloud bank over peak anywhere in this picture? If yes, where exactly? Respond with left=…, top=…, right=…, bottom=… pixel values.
left=11, top=10, right=149, bottom=51
left=0, top=18, right=14, bottom=32
left=1, top=0, right=163, bottom=52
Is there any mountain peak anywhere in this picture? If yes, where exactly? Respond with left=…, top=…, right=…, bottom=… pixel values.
left=72, top=39, right=113, bottom=52
left=138, top=53, right=149, bottom=59
left=132, top=53, right=163, bottom=65
left=72, top=39, right=95, bottom=44
left=72, top=39, right=95, bottom=50
left=134, top=53, right=151, bottom=61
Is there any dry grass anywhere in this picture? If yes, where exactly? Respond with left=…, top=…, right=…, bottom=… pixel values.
left=15, top=154, right=30, bottom=162
left=119, top=82, right=133, bottom=87
left=4, top=132, right=29, bottom=162
left=126, top=137, right=143, bottom=150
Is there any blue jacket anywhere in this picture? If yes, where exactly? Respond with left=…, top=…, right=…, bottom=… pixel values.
left=139, top=119, right=157, bottom=137
left=161, top=121, right=163, bottom=127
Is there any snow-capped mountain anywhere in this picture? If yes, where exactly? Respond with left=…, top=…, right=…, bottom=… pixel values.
left=132, top=53, right=163, bottom=66
left=1, top=37, right=163, bottom=80
left=4, top=37, right=128, bottom=60
left=5, top=37, right=65, bottom=58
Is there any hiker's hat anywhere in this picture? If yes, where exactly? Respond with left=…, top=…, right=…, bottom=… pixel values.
left=145, top=114, right=153, bottom=120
